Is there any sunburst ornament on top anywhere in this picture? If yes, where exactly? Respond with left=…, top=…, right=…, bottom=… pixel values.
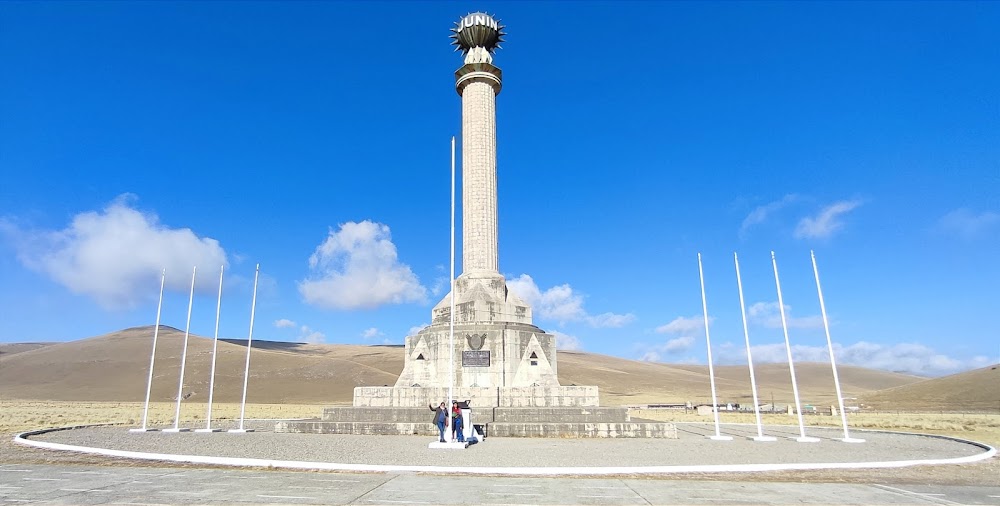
left=450, top=12, right=506, bottom=55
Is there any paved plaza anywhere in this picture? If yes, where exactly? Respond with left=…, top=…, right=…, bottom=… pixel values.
left=17, top=422, right=993, bottom=474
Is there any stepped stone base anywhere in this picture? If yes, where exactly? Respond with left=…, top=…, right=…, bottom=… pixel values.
left=353, top=386, right=599, bottom=408
left=276, top=420, right=432, bottom=436
left=274, top=405, right=677, bottom=438
left=488, top=422, right=677, bottom=438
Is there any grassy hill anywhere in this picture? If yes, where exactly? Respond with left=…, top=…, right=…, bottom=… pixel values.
left=0, top=326, right=956, bottom=409
left=859, top=364, right=1000, bottom=411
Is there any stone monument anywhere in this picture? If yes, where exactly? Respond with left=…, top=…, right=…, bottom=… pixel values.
left=277, top=13, right=676, bottom=438
left=354, top=12, right=594, bottom=409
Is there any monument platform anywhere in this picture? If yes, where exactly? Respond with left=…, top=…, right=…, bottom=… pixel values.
left=274, top=405, right=678, bottom=438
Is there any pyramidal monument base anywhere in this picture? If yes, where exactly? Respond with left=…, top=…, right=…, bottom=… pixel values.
left=276, top=13, right=675, bottom=439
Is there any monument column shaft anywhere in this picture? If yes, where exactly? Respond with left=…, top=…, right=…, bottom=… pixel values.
left=461, top=79, right=499, bottom=274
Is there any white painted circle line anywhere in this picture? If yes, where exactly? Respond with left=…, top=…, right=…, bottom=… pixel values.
left=12, top=426, right=996, bottom=477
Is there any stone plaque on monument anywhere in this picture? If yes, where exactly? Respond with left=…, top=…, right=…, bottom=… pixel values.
left=462, top=350, right=490, bottom=367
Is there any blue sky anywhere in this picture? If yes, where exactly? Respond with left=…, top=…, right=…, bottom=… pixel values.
left=1, top=2, right=997, bottom=377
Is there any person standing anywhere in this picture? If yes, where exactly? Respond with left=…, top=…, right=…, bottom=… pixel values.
left=451, top=401, right=465, bottom=443
left=429, top=402, right=448, bottom=442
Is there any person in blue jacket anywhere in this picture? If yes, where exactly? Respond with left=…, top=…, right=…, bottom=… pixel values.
left=429, top=402, right=448, bottom=442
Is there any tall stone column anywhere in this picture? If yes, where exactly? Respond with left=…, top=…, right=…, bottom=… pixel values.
left=457, top=67, right=501, bottom=275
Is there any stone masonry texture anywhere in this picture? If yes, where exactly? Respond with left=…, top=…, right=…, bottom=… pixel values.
left=461, top=79, right=499, bottom=274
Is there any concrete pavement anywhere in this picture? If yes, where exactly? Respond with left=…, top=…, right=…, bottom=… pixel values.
left=2, top=463, right=999, bottom=505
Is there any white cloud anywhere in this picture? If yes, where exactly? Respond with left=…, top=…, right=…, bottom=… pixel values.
left=361, top=327, right=383, bottom=339
left=274, top=319, right=297, bottom=329
left=506, top=274, right=634, bottom=327
left=794, top=200, right=862, bottom=239
left=741, top=194, right=800, bottom=236
left=637, top=318, right=700, bottom=362
left=551, top=331, right=582, bottom=351
left=747, top=301, right=824, bottom=329
left=587, top=312, right=637, bottom=328
left=0, top=195, right=228, bottom=309
left=663, top=335, right=695, bottom=353
left=936, top=208, right=1000, bottom=239
left=716, top=341, right=991, bottom=377
left=299, top=325, right=326, bottom=344
left=639, top=351, right=662, bottom=362
left=655, top=315, right=706, bottom=335
left=299, top=221, right=427, bottom=310
left=408, top=323, right=428, bottom=335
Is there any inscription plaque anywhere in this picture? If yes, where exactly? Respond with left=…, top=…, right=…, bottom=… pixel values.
left=462, top=350, right=490, bottom=367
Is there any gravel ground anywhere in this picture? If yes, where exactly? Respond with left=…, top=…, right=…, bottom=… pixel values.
left=18, top=422, right=990, bottom=469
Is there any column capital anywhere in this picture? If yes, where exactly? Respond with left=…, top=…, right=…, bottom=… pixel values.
left=455, top=63, right=502, bottom=96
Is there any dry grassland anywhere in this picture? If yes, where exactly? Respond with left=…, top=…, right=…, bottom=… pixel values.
left=631, top=409, right=1000, bottom=448
left=0, top=400, right=324, bottom=436
left=4, top=400, right=996, bottom=450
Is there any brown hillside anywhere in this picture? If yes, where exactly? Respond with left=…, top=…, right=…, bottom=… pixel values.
left=0, top=326, right=402, bottom=404
left=0, top=327, right=929, bottom=409
left=859, top=364, right=1000, bottom=411
left=558, top=353, right=920, bottom=407
left=0, top=343, right=55, bottom=356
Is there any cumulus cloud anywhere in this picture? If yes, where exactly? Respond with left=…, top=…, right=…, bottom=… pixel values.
left=747, top=301, right=824, bottom=329
left=274, top=319, right=297, bottom=329
left=936, top=208, right=1000, bottom=239
left=587, top=312, right=637, bottom=328
left=0, top=195, right=228, bottom=309
left=655, top=315, right=706, bottom=335
left=638, top=316, right=704, bottom=362
left=299, top=325, right=326, bottom=344
left=506, top=274, right=635, bottom=327
left=361, top=327, right=383, bottom=339
left=299, top=221, right=427, bottom=310
left=551, top=331, right=582, bottom=351
left=715, top=341, right=991, bottom=377
left=794, top=200, right=862, bottom=239
left=740, top=194, right=800, bottom=236
left=407, top=323, right=428, bottom=335
left=663, top=335, right=696, bottom=353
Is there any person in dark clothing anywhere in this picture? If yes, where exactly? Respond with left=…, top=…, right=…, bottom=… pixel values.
left=451, top=401, right=465, bottom=443
left=429, top=402, right=448, bottom=442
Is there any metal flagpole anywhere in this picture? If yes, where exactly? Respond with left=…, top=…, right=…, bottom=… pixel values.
left=131, top=269, right=165, bottom=433
left=231, top=264, right=260, bottom=433
left=734, top=253, right=775, bottom=442
left=165, top=266, right=197, bottom=433
left=448, top=136, right=456, bottom=443
left=197, top=265, right=225, bottom=433
left=771, top=252, right=819, bottom=442
left=698, top=254, right=732, bottom=441
left=733, top=255, right=777, bottom=441
left=811, top=251, right=865, bottom=443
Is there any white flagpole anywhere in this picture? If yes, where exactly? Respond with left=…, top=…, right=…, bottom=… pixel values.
left=231, top=264, right=259, bottom=433
left=698, top=253, right=731, bottom=441
left=734, top=253, right=775, bottom=442
left=811, top=251, right=864, bottom=443
left=771, top=252, right=818, bottom=442
left=165, top=266, right=197, bottom=433
left=197, top=265, right=225, bottom=433
left=131, top=269, right=165, bottom=433
left=448, top=136, right=456, bottom=443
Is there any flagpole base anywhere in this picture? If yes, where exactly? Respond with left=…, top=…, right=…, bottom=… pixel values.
left=195, top=428, right=223, bottom=433
left=708, top=435, right=733, bottom=441
left=129, top=428, right=158, bottom=433
left=839, top=437, right=866, bottom=443
left=750, top=436, right=777, bottom=442
left=162, top=428, right=190, bottom=433
left=793, top=436, right=821, bottom=443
